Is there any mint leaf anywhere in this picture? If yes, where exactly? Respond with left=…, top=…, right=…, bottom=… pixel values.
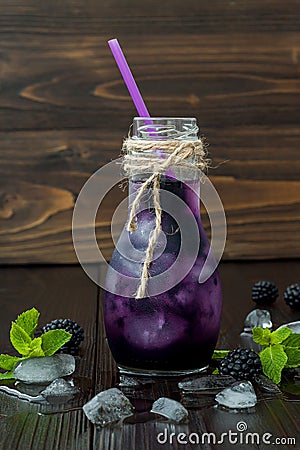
left=0, top=371, right=15, bottom=381
left=260, top=344, right=287, bottom=384
left=0, top=354, right=21, bottom=371
left=27, top=349, right=44, bottom=358
left=28, top=337, right=45, bottom=358
left=282, top=333, right=300, bottom=348
left=10, top=322, right=32, bottom=356
left=270, top=327, right=292, bottom=345
left=285, top=347, right=300, bottom=368
left=0, top=308, right=75, bottom=381
left=15, top=308, right=39, bottom=339
left=41, top=330, right=72, bottom=357
left=212, top=350, right=229, bottom=360
left=253, top=327, right=271, bottom=346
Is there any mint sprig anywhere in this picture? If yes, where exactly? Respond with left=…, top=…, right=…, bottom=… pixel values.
left=0, top=308, right=72, bottom=381
left=253, top=326, right=300, bottom=384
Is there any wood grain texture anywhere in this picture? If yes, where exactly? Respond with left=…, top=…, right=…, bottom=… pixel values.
left=93, top=260, right=300, bottom=449
left=0, top=266, right=99, bottom=449
left=0, top=1, right=300, bottom=263
left=0, top=262, right=300, bottom=449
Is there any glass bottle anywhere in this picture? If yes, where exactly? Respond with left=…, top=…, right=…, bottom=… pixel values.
left=104, top=117, right=222, bottom=376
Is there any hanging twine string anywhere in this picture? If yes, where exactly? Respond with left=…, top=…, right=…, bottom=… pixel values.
left=122, top=138, right=208, bottom=299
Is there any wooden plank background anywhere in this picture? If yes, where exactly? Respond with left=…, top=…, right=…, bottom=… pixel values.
left=0, top=0, right=300, bottom=263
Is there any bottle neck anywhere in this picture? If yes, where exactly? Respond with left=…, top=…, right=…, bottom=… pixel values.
left=127, top=117, right=202, bottom=220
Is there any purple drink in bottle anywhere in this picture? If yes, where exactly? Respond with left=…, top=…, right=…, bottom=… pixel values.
left=104, top=118, right=222, bottom=376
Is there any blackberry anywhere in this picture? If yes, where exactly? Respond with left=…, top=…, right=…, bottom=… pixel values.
left=42, top=319, right=84, bottom=355
left=219, top=348, right=262, bottom=381
left=252, top=281, right=278, bottom=305
left=284, top=284, right=300, bottom=310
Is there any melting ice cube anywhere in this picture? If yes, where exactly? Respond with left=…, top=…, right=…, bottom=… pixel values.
left=244, top=309, right=272, bottom=332
left=239, top=331, right=262, bottom=352
left=13, top=355, right=75, bottom=384
left=151, top=397, right=188, bottom=424
left=83, top=388, right=134, bottom=427
left=41, top=378, right=79, bottom=401
left=178, top=375, right=236, bottom=408
left=254, top=375, right=282, bottom=394
left=277, top=321, right=300, bottom=334
left=178, top=375, right=235, bottom=393
left=215, top=381, right=257, bottom=409
left=241, top=309, right=273, bottom=351
left=118, top=375, right=153, bottom=387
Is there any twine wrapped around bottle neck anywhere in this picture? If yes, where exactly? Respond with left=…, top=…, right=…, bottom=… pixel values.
left=122, top=138, right=208, bottom=299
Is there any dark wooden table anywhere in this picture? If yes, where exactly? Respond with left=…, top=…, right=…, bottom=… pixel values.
left=1, top=1, right=300, bottom=265
left=0, top=260, right=299, bottom=449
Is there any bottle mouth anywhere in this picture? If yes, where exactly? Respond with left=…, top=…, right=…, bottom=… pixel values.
left=132, top=117, right=199, bottom=141
left=133, top=116, right=197, bottom=121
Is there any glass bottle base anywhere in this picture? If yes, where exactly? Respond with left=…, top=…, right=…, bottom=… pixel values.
left=118, top=364, right=209, bottom=378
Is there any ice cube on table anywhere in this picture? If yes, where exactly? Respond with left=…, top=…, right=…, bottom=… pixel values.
left=151, top=397, right=188, bottom=424
left=118, top=375, right=154, bottom=399
left=178, top=375, right=235, bottom=393
left=244, top=309, right=272, bottom=332
left=118, top=375, right=153, bottom=387
left=277, top=321, right=300, bottom=334
left=13, top=355, right=75, bottom=384
left=41, top=378, right=79, bottom=401
left=215, top=381, right=257, bottom=409
left=239, top=331, right=262, bottom=352
left=179, top=375, right=236, bottom=409
left=83, top=388, right=134, bottom=427
left=254, top=375, right=282, bottom=394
